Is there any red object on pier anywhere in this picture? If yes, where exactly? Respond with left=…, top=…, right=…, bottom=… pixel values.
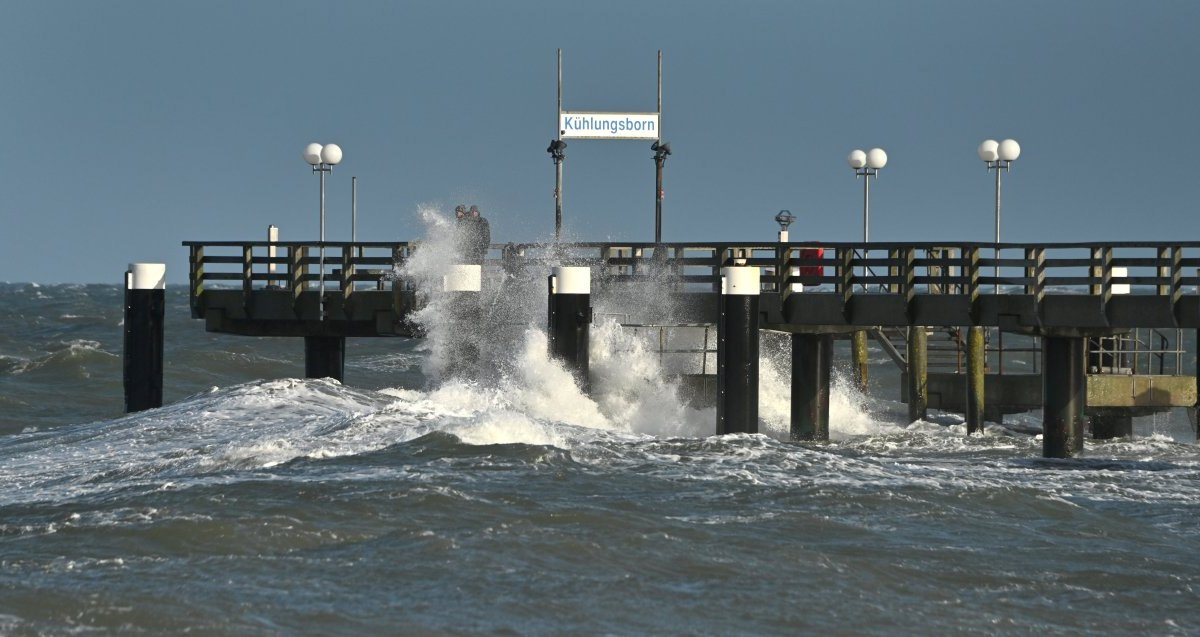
left=799, top=247, right=824, bottom=284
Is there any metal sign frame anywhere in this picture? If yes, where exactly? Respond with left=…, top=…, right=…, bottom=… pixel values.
left=553, top=49, right=664, bottom=241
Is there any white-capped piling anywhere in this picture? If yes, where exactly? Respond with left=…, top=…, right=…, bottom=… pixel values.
left=717, top=265, right=760, bottom=435
left=444, top=264, right=483, bottom=379
left=791, top=333, right=832, bottom=441
left=124, top=263, right=165, bottom=412
left=1043, top=336, right=1086, bottom=457
left=547, top=266, right=592, bottom=392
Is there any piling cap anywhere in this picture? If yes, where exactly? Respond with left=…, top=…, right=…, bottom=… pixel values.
left=127, top=263, right=166, bottom=290
left=721, top=266, right=760, bottom=296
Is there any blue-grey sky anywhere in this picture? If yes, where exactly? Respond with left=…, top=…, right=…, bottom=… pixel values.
left=2, top=0, right=1197, bottom=283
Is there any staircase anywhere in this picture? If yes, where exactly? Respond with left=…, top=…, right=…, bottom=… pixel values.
left=872, top=326, right=983, bottom=373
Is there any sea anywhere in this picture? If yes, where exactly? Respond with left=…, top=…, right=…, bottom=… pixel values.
left=2, top=221, right=1200, bottom=635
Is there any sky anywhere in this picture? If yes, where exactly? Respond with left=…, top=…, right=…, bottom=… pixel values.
left=1, top=0, right=1197, bottom=284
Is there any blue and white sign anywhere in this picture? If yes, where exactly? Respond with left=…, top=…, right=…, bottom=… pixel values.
left=559, top=112, right=660, bottom=140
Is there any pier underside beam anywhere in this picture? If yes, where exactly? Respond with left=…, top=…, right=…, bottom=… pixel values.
left=791, top=333, right=832, bottom=441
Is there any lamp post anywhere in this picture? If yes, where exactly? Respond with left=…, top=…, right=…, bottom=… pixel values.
left=547, top=139, right=567, bottom=241
left=303, top=142, right=343, bottom=319
left=847, top=148, right=887, bottom=243
left=847, top=149, right=885, bottom=395
left=652, top=140, right=671, bottom=243
left=978, top=138, right=1020, bottom=293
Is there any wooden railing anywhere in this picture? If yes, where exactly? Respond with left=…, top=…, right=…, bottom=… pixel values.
left=184, top=239, right=1200, bottom=313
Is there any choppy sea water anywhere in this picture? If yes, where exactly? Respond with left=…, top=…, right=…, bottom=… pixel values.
left=2, top=276, right=1199, bottom=636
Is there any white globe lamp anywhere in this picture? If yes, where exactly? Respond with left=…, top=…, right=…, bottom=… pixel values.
left=997, top=139, right=1021, bottom=162
left=977, top=139, right=999, bottom=162
left=303, top=143, right=324, bottom=166
left=866, top=148, right=888, bottom=170
left=320, top=143, right=342, bottom=166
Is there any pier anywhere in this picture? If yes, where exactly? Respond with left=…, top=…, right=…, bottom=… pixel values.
left=180, top=239, right=1200, bottom=457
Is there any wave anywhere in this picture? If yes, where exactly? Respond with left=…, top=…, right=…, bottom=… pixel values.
left=0, top=340, right=118, bottom=379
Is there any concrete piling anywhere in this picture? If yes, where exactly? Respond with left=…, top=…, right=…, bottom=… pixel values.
left=791, top=333, right=832, bottom=441
left=303, top=336, right=345, bottom=382
left=717, top=265, right=760, bottom=435
left=966, top=326, right=986, bottom=434
left=1043, top=336, right=1086, bottom=458
left=907, top=326, right=928, bottom=423
left=124, top=263, right=166, bottom=413
left=851, top=330, right=869, bottom=394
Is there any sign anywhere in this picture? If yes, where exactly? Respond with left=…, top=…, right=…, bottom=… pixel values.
left=559, top=111, right=660, bottom=140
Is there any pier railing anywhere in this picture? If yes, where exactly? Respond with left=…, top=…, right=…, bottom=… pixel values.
left=183, top=240, right=1200, bottom=329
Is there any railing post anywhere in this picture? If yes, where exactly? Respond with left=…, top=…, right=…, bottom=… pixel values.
left=967, top=247, right=981, bottom=323
left=1025, top=247, right=1045, bottom=305
left=341, top=245, right=354, bottom=307
left=242, top=244, right=253, bottom=312
left=1090, top=246, right=1113, bottom=306
left=839, top=247, right=854, bottom=306
left=1160, top=246, right=1182, bottom=305
left=901, top=247, right=916, bottom=322
left=290, top=246, right=307, bottom=311
left=888, top=248, right=899, bottom=294
left=189, top=244, right=205, bottom=318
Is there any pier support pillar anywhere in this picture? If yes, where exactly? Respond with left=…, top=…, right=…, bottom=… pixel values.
left=1043, top=336, right=1086, bottom=458
left=124, top=263, right=165, bottom=413
left=907, top=326, right=928, bottom=423
left=717, top=265, right=760, bottom=435
left=304, top=336, right=345, bottom=382
left=1090, top=409, right=1133, bottom=440
left=851, top=330, right=869, bottom=394
left=548, top=266, right=592, bottom=393
left=444, top=264, right=482, bottom=380
left=966, top=326, right=986, bottom=434
left=791, top=333, right=832, bottom=441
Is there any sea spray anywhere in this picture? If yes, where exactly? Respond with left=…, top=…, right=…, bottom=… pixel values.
left=757, top=331, right=898, bottom=441
left=589, top=319, right=712, bottom=438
